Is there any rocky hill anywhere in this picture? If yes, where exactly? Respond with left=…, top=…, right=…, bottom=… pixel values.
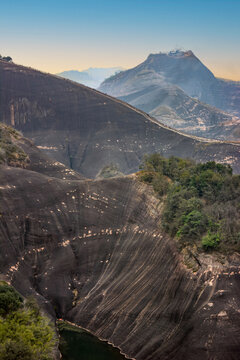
left=1, top=59, right=240, bottom=178
left=99, top=50, right=240, bottom=140
left=1, top=130, right=240, bottom=359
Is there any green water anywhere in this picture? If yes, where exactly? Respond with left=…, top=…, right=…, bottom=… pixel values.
left=59, top=323, right=126, bottom=360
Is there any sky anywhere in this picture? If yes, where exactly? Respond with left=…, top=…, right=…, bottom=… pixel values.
left=0, top=0, right=240, bottom=80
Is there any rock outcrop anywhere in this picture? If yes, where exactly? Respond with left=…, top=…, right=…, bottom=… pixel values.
left=1, top=60, right=240, bottom=178
left=1, top=134, right=240, bottom=359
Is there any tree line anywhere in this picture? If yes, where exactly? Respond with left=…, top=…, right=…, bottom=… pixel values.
left=138, top=153, right=240, bottom=253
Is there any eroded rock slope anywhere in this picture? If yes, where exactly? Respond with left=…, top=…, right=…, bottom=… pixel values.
left=1, top=136, right=240, bottom=359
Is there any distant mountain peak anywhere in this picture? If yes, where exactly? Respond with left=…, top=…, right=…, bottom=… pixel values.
left=147, top=49, right=196, bottom=61
left=168, top=49, right=194, bottom=57
left=99, top=49, right=240, bottom=140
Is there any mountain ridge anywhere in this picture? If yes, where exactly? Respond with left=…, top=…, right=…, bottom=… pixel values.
left=57, top=66, right=124, bottom=88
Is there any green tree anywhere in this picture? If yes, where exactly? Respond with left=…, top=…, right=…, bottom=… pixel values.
left=0, top=284, right=57, bottom=360
left=139, top=153, right=240, bottom=253
left=0, top=284, right=23, bottom=317
left=177, top=210, right=207, bottom=241
left=202, top=232, right=220, bottom=250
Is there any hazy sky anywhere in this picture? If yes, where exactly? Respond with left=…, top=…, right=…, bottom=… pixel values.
left=1, top=0, right=240, bottom=80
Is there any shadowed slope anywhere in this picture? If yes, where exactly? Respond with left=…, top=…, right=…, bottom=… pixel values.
left=1, top=60, right=240, bottom=177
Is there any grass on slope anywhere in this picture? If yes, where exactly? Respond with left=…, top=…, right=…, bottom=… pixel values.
left=96, top=164, right=124, bottom=179
left=138, top=154, right=240, bottom=255
left=0, top=123, right=28, bottom=166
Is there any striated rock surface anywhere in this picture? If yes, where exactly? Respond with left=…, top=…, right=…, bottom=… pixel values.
left=1, top=141, right=240, bottom=359
left=1, top=60, right=240, bottom=177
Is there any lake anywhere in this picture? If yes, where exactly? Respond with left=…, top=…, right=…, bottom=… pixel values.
left=59, top=322, right=127, bottom=360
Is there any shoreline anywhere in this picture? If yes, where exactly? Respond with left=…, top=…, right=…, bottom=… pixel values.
left=57, top=319, right=135, bottom=360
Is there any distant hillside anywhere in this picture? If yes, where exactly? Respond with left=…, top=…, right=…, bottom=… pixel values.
left=57, top=67, right=124, bottom=88
left=1, top=59, right=240, bottom=179
left=99, top=50, right=240, bottom=140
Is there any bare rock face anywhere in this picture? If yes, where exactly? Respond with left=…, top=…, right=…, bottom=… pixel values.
left=0, top=123, right=84, bottom=180
left=1, top=60, right=240, bottom=178
left=1, top=141, right=240, bottom=359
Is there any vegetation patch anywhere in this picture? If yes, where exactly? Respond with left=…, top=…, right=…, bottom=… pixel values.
left=0, top=282, right=57, bottom=360
left=97, top=163, right=123, bottom=179
left=0, top=123, right=28, bottom=167
left=138, top=154, right=240, bottom=254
